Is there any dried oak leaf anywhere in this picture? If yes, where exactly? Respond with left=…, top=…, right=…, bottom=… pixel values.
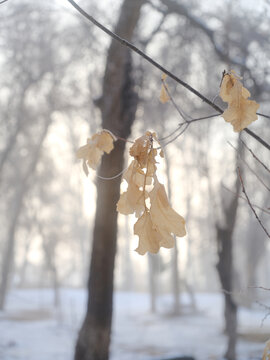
left=147, top=148, right=157, bottom=177
left=129, top=132, right=152, bottom=168
left=220, top=72, right=259, bottom=132
left=160, top=84, right=170, bottom=104
left=134, top=211, right=163, bottom=255
left=92, top=131, right=114, bottom=154
left=150, top=180, right=186, bottom=240
left=117, top=183, right=146, bottom=218
left=123, top=160, right=152, bottom=188
left=77, top=130, right=114, bottom=173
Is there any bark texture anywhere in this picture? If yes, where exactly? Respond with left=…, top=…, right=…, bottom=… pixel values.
left=74, top=1, right=145, bottom=359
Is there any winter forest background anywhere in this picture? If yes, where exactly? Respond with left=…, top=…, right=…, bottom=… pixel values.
left=0, top=0, right=270, bottom=359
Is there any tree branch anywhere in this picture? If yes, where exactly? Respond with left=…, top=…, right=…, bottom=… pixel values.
left=241, top=139, right=270, bottom=174
left=66, top=0, right=270, bottom=151
left=237, top=167, right=270, bottom=239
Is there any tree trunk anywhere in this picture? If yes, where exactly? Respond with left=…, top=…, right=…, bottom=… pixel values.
left=74, top=1, right=144, bottom=359
left=216, top=227, right=237, bottom=360
left=0, top=119, right=51, bottom=310
left=215, top=138, right=243, bottom=360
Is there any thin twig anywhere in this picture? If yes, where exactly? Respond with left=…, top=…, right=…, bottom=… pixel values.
left=255, top=301, right=270, bottom=327
left=257, top=112, right=270, bottom=120
left=159, top=78, right=220, bottom=142
left=159, top=124, right=184, bottom=142
left=96, top=166, right=128, bottom=180
left=162, top=78, right=191, bottom=121
left=0, top=0, right=9, bottom=4
left=248, top=286, right=270, bottom=291
left=237, top=167, right=270, bottom=238
left=181, top=113, right=220, bottom=125
left=241, top=139, right=270, bottom=174
left=160, top=123, right=190, bottom=148
left=115, top=135, right=134, bottom=144
left=222, top=185, right=270, bottom=216
left=66, top=0, right=270, bottom=151
left=228, top=141, right=270, bottom=192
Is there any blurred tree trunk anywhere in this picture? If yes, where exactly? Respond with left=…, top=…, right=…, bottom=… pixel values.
left=74, top=1, right=145, bottom=360
left=0, top=119, right=52, bottom=310
left=215, top=138, right=243, bottom=360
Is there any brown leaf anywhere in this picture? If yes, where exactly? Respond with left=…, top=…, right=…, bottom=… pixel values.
left=220, top=72, right=259, bottom=132
left=92, top=131, right=114, bottom=154
left=159, top=83, right=170, bottom=104
left=223, top=98, right=259, bottom=132
left=134, top=211, right=163, bottom=255
left=76, top=140, right=103, bottom=170
left=77, top=130, right=114, bottom=173
left=117, top=183, right=146, bottom=218
left=123, top=160, right=152, bottom=188
left=150, top=180, right=186, bottom=239
left=129, top=133, right=151, bottom=168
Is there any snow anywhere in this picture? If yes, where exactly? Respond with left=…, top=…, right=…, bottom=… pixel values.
left=0, top=289, right=269, bottom=360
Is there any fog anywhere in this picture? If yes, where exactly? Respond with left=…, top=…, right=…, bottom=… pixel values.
left=0, top=0, right=269, bottom=359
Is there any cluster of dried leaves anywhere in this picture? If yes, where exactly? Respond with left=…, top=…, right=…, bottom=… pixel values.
left=117, top=131, right=186, bottom=255
left=220, top=71, right=260, bottom=132
left=77, top=130, right=186, bottom=255
left=77, top=70, right=260, bottom=256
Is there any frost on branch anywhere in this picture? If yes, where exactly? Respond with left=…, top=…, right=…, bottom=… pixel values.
left=220, top=71, right=259, bottom=132
left=77, top=130, right=115, bottom=175
left=117, top=131, right=186, bottom=255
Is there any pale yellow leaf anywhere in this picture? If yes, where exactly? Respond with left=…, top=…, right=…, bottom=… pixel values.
left=150, top=180, right=186, bottom=239
left=223, top=98, right=259, bottom=132
left=77, top=130, right=115, bottom=174
left=220, top=72, right=259, bottom=132
left=116, top=183, right=146, bottom=218
left=159, top=83, right=170, bottom=104
left=129, top=133, right=151, bottom=168
left=93, top=131, right=114, bottom=154
left=161, top=73, right=167, bottom=81
left=123, top=160, right=151, bottom=188
left=134, top=211, right=162, bottom=255
left=76, top=141, right=103, bottom=170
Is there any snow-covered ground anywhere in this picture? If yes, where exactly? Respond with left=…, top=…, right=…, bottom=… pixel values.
left=0, top=289, right=269, bottom=360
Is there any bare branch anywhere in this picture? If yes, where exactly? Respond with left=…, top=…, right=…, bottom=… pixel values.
left=255, top=301, right=270, bottom=327
left=228, top=141, right=270, bottom=192
left=257, top=112, right=270, bottom=120
left=241, top=139, right=270, bottom=174
left=222, top=185, right=270, bottom=216
left=248, top=286, right=270, bottom=291
left=66, top=0, right=270, bottom=151
left=237, top=167, right=270, bottom=239
left=160, top=123, right=190, bottom=148
left=0, top=0, right=9, bottom=4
